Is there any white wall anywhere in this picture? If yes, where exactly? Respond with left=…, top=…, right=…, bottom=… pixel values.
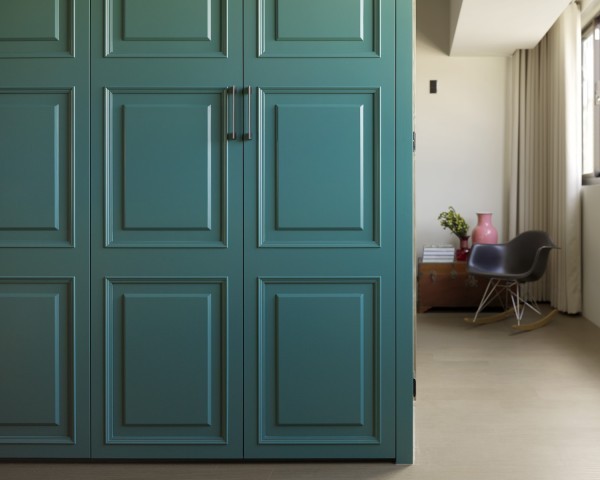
left=415, top=0, right=508, bottom=257
left=582, top=186, right=600, bottom=328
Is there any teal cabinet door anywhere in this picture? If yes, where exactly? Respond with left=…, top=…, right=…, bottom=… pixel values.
left=0, top=0, right=91, bottom=458
left=243, top=0, right=399, bottom=459
left=90, top=0, right=244, bottom=458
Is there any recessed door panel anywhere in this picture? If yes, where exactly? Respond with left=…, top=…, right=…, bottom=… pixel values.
left=0, top=0, right=58, bottom=40
left=259, top=0, right=380, bottom=57
left=0, top=0, right=73, bottom=57
left=123, top=0, right=210, bottom=41
left=0, top=91, right=73, bottom=247
left=122, top=294, right=212, bottom=426
left=276, top=0, right=363, bottom=41
left=257, top=278, right=381, bottom=444
left=104, top=278, right=228, bottom=445
left=259, top=89, right=380, bottom=247
left=0, top=279, right=75, bottom=444
left=105, top=89, right=226, bottom=248
left=106, top=0, right=227, bottom=57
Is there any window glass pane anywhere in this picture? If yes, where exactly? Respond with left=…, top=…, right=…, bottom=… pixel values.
left=582, top=32, right=595, bottom=175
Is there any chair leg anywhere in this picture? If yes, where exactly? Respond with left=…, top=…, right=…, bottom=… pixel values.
left=509, top=282, right=525, bottom=322
left=508, top=281, right=551, bottom=329
left=464, top=278, right=512, bottom=325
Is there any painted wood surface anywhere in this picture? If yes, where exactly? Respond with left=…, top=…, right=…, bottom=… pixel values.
left=90, top=0, right=244, bottom=458
left=0, top=0, right=91, bottom=458
left=0, top=0, right=413, bottom=462
left=243, top=0, right=398, bottom=459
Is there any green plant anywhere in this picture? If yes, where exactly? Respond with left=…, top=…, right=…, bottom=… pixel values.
left=438, top=206, right=469, bottom=238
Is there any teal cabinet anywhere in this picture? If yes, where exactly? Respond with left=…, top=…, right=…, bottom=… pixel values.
left=0, top=0, right=413, bottom=462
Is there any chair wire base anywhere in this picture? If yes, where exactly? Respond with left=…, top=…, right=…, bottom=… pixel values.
left=466, top=278, right=553, bottom=329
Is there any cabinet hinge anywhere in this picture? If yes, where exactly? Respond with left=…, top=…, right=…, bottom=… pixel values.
left=413, top=378, right=417, bottom=399
left=412, top=131, right=416, bottom=153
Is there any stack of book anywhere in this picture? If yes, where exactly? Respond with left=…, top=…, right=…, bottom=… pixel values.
left=422, top=244, right=455, bottom=263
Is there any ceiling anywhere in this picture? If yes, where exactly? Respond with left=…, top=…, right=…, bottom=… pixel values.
left=449, top=0, right=573, bottom=56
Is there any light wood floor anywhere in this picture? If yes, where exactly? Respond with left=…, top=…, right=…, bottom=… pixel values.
left=2, top=310, right=600, bottom=479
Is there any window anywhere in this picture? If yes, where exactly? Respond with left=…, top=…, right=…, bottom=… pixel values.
left=582, top=20, right=600, bottom=182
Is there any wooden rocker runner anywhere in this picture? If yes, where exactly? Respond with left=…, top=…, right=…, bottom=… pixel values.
left=463, top=231, right=559, bottom=331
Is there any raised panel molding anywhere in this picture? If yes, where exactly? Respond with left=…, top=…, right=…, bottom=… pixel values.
left=105, top=0, right=227, bottom=57
left=122, top=105, right=212, bottom=231
left=104, top=88, right=227, bottom=248
left=259, top=0, right=380, bottom=57
left=0, top=0, right=74, bottom=58
left=276, top=293, right=365, bottom=426
left=276, top=0, right=364, bottom=41
left=0, top=278, right=76, bottom=444
left=104, top=277, right=229, bottom=445
left=258, top=88, right=381, bottom=248
left=0, top=89, right=74, bottom=247
left=0, top=0, right=59, bottom=41
left=122, top=293, right=212, bottom=427
left=275, top=104, right=365, bottom=231
left=0, top=104, right=60, bottom=230
left=257, top=277, right=381, bottom=445
left=123, top=0, right=211, bottom=41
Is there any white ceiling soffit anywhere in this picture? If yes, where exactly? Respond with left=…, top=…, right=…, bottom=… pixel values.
left=449, top=0, right=572, bottom=56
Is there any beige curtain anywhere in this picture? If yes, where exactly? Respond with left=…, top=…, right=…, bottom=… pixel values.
left=507, top=3, right=582, bottom=313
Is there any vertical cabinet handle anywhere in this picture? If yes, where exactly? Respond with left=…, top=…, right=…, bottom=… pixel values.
left=227, top=86, right=236, bottom=140
left=245, top=86, right=252, bottom=141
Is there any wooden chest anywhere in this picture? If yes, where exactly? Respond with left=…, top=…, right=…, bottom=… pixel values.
left=417, top=261, right=497, bottom=313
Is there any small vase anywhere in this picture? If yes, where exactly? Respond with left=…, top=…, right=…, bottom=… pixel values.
left=455, top=236, right=470, bottom=261
left=472, top=212, right=498, bottom=245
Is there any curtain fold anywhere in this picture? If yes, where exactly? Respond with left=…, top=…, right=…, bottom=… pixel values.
left=507, top=3, right=582, bottom=313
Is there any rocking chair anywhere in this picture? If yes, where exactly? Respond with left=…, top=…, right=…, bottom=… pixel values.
left=464, top=230, right=559, bottom=331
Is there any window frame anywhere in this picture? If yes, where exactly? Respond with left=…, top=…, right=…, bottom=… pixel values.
left=582, top=19, right=600, bottom=184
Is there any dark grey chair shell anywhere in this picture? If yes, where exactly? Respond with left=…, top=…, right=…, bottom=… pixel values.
left=465, top=230, right=559, bottom=331
left=467, top=230, right=558, bottom=282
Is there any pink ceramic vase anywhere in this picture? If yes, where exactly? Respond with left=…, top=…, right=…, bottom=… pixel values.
left=472, top=212, right=498, bottom=244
